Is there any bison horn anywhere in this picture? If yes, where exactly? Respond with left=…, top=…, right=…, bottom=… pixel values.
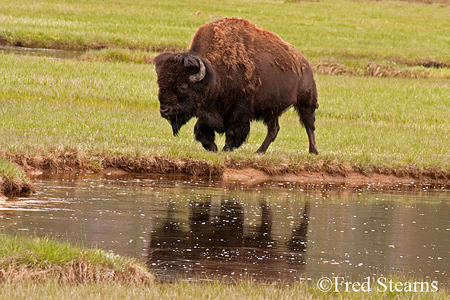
left=189, top=58, right=206, bottom=83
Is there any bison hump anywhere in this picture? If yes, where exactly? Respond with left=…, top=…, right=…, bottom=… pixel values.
left=189, top=17, right=305, bottom=94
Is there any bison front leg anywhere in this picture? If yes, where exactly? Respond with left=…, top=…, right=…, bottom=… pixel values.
left=223, top=115, right=250, bottom=152
left=194, top=122, right=218, bottom=152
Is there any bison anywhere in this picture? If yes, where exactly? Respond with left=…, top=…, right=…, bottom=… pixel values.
left=154, top=17, right=319, bottom=154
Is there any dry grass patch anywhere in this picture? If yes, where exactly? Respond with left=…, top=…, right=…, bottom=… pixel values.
left=312, top=60, right=439, bottom=78
left=0, top=259, right=152, bottom=285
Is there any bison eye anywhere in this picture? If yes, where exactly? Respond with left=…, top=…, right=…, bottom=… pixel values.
left=177, top=83, right=189, bottom=94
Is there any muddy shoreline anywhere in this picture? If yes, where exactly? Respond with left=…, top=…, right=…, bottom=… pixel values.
left=222, top=167, right=450, bottom=187
left=1, top=153, right=449, bottom=199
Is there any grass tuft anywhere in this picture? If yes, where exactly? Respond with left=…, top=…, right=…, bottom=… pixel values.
left=0, top=234, right=154, bottom=284
left=0, top=158, right=34, bottom=198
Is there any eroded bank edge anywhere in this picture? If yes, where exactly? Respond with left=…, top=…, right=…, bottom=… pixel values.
left=1, top=152, right=449, bottom=199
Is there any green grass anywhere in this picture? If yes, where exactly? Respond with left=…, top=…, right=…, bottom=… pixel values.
left=1, top=0, right=449, bottom=63
left=1, top=280, right=449, bottom=300
left=0, top=158, right=32, bottom=198
left=0, top=158, right=27, bottom=182
left=1, top=234, right=129, bottom=269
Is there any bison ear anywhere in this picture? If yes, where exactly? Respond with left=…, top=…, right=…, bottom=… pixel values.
left=154, top=53, right=177, bottom=74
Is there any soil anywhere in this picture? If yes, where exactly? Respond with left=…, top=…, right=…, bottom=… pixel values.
left=222, top=167, right=445, bottom=187
left=1, top=153, right=449, bottom=200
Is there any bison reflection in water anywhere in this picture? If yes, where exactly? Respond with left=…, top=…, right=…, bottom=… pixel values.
left=146, top=198, right=310, bottom=281
left=154, top=17, right=319, bottom=154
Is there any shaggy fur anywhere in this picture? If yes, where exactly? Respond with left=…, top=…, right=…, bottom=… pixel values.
left=155, top=17, right=319, bottom=154
left=190, top=18, right=308, bottom=94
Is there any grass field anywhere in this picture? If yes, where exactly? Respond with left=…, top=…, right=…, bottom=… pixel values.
left=1, top=0, right=449, bottom=61
left=1, top=0, right=449, bottom=78
left=1, top=53, right=449, bottom=176
left=1, top=0, right=449, bottom=194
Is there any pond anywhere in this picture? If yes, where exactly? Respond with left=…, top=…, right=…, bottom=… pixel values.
left=1, top=174, right=449, bottom=287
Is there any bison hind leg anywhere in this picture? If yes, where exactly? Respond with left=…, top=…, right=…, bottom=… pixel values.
left=295, top=104, right=318, bottom=155
left=295, top=85, right=319, bottom=154
left=256, top=117, right=280, bottom=154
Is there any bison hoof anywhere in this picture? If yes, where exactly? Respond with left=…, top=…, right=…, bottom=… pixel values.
left=309, top=148, right=319, bottom=155
left=223, top=145, right=234, bottom=152
left=204, top=143, right=218, bottom=152
left=255, top=149, right=266, bottom=154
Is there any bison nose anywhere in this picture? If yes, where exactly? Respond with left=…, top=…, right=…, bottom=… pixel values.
left=159, top=106, right=172, bottom=118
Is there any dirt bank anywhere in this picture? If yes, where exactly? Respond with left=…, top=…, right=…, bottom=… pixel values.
left=223, top=167, right=450, bottom=187
left=1, top=152, right=449, bottom=199
left=0, top=177, right=35, bottom=200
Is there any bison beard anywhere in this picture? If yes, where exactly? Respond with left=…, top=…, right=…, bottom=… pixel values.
left=169, top=114, right=191, bottom=137
left=154, top=17, right=319, bottom=154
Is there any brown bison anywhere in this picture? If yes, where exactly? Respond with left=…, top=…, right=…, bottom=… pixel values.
left=154, top=17, right=319, bottom=154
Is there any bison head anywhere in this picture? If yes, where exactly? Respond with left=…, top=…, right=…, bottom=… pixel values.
left=154, top=52, right=215, bottom=136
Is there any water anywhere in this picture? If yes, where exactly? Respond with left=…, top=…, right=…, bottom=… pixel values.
left=1, top=174, right=449, bottom=287
left=0, top=45, right=84, bottom=59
